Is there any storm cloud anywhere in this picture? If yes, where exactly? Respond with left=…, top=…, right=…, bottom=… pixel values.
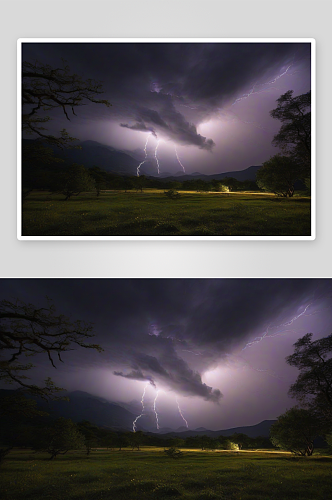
left=1, top=279, right=330, bottom=406
left=21, top=42, right=311, bottom=173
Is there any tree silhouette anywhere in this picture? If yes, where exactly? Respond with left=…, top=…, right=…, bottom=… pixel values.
left=0, top=298, right=102, bottom=405
left=22, top=60, right=111, bottom=148
left=270, top=90, right=311, bottom=174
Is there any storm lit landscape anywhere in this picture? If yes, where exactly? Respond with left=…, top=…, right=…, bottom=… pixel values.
left=20, top=41, right=312, bottom=237
left=1, top=278, right=331, bottom=499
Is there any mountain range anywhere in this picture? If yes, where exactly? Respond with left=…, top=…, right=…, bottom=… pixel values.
left=23, top=139, right=261, bottom=181
left=1, top=389, right=274, bottom=438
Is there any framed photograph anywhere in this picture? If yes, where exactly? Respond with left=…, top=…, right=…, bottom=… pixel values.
left=18, top=39, right=315, bottom=240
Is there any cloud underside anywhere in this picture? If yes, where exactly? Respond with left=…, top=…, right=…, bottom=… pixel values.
left=113, top=347, right=222, bottom=403
left=120, top=101, right=215, bottom=150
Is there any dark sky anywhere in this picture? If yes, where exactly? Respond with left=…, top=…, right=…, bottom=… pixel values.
left=22, top=41, right=311, bottom=175
left=1, top=278, right=330, bottom=430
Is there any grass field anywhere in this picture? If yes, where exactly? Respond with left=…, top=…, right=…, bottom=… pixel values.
left=21, top=190, right=311, bottom=237
left=1, top=448, right=331, bottom=500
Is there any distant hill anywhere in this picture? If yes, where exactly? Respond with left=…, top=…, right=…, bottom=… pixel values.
left=22, top=139, right=260, bottom=180
left=154, top=165, right=261, bottom=182
left=154, top=420, right=276, bottom=438
left=0, top=389, right=136, bottom=431
left=0, top=389, right=274, bottom=436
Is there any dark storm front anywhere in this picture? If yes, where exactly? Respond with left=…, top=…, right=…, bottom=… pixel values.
left=20, top=40, right=312, bottom=237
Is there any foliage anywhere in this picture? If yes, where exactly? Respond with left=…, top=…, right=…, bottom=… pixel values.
left=270, top=90, right=311, bottom=172
left=55, top=164, right=96, bottom=200
left=164, top=446, right=184, bottom=458
left=164, top=189, right=180, bottom=199
left=0, top=298, right=102, bottom=404
left=286, top=333, right=332, bottom=425
left=270, top=407, right=323, bottom=456
left=256, top=154, right=305, bottom=197
left=22, top=60, right=111, bottom=148
left=34, top=418, right=85, bottom=459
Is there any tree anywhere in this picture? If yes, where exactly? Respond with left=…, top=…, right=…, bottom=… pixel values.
left=286, top=333, right=332, bottom=425
left=77, top=421, right=100, bottom=455
left=129, top=430, right=145, bottom=450
left=164, top=447, right=184, bottom=458
left=34, top=418, right=85, bottom=459
left=22, top=60, right=111, bottom=148
left=0, top=298, right=102, bottom=406
left=256, top=154, right=304, bottom=197
left=55, top=164, right=96, bottom=200
left=270, top=407, right=322, bottom=456
left=115, top=433, right=129, bottom=451
left=270, top=90, right=311, bottom=173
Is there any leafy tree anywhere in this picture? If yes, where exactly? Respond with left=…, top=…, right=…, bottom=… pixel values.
left=22, top=60, right=111, bottom=148
left=165, top=189, right=180, bottom=199
left=164, top=447, right=183, bottom=458
left=54, top=164, right=95, bottom=200
left=129, top=430, right=145, bottom=450
left=225, top=439, right=239, bottom=451
left=270, top=90, right=311, bottom=172
left=133, top=175, right=147, bottom=192
left=77, top=420, right=100, bottom=455
left=286, top=333, right=332, bottom=425
left=34, top=418, right=85, bottom=459
left=256, top=154, right=304, bottom=197
left=230, top=433, right=251, bottom=450
left=0, top=298, right=102, bottom=407
left=88, top=167, right=108, bottom=196
left=270, top=407, right=322, bottom=456
left=115, top=433, right=130, bottom=451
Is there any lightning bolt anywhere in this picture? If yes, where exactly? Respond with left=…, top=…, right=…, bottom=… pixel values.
left=241, top=302, right=314, bottom=351
left=174, top=146, right=185, bottom=173
left=153, top=390, right=160, bottom=430
left=176, top=396, right=189, bottom=428
left=231, top=55, right=296, bottom=107
left=154, top=140, right=161, bottom=175
left=137, top=135, right=151, bottom=177
left=133, top=382, right=149, bottom=432
left=263, top=64, right=293, bottom=85
left=231, top=81, right=263, bottom=105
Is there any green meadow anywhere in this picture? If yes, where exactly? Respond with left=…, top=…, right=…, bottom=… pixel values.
left=1, top=448, right=331, bottom=500
left=21, top=190, right=311, bottom=237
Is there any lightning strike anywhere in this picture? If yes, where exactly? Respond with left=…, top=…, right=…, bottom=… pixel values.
left=154, top=140, right=161, bottom=175
left=263, top=64, right=292, bottom=84
left=241, top=302, right=315, bottom=351
left=176, top=396, right=189, bottom=428
left=133, top=382, right=149, bottom=432
left=137, top=134, right=151, bottom=177
left=174, top=146, right=185, bottom=173
left=153, top=390, right=160, bottom=430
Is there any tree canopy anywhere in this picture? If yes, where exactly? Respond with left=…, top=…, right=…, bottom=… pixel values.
left=22, top=60, right=111, bottom=147
left=34, top=417, right=85, bottom=459
left=286, top=333, right=332, bottom=423
left=270, top=407, right=322, bottom=456
left=256, top=154, right=305, bottom=197
left=270, top=90, right=311, bottom=172
left=0, top=298, right=102, bottom=405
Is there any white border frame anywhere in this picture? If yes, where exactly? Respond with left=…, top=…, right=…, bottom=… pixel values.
left=17, top=38, right=316, bottom=241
